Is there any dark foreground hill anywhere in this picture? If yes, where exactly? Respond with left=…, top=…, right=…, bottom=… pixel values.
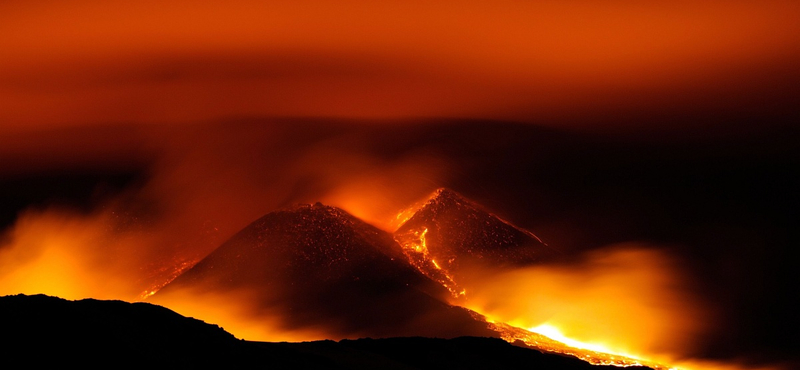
left=0, top=294, right=651, bottom=369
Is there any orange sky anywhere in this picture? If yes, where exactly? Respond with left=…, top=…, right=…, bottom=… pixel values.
left=1, top=3, right=799, bottom=368
left=2, top=0, right=799, bottom=131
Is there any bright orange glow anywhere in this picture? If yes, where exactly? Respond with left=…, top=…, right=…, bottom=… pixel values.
left=381, top=190, right=712, bottom=369
left=0, top=209, right=140, bottom=300
left=394, top=227, right=466, bottom=298
left=484, top=319, right=666, bottom=369
left=1, top=1, right=798, bottom=129
left=138, top=259, right=198, bottom=300
left=0, top=118, right=783, bottom=370
left=529, top=324, right=628, bottom=358
left=0, top=207, right=210, bottom=301
left=0, top=181, right=779, bottom=370
left=318, top=156, right=451, bottom=232
left=458, top=246, right=713, bottom=369
left=0, top=19, right=791, bottom=358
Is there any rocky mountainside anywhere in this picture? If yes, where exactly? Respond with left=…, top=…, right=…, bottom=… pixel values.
left=155, top=203, right=494, bottom=339
left=394, top=189, right=557, bottom=292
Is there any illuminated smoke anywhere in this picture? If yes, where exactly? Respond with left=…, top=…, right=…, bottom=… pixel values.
left=460, top=244, right=712, bottom=366
left=0, top=122, right=450, bottom=301
left=0, top=122, right=791, bottom=370
left=0, top=1, right=795, bottom=368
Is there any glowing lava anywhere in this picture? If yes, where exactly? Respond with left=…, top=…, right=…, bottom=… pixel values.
left=138, top=257, right=199, bottom=300
left=394, top=227, right=466, bottom=298
left=529, top=323, right=624, bottom=357
left=486, top=319, right=669, bottom=369
left=391, top=189, right=674, bottom=369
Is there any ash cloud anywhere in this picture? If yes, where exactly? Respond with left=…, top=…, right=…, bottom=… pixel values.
left=0, top=120, right=454, bottom=301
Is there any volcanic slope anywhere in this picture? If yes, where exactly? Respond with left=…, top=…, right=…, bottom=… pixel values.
left=155, top=203, right=495, bottom=339
left=394, top=189, right=558, bottom=295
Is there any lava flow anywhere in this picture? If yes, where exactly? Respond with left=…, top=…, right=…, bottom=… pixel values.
left=137, top=257, right=199, bottom=300
left=0, top=184, right=703, bottom=369
left=390, top=189, right=675, bottom=369
left=486, top=320, right=667, bottom=369
left=394, top=227, right=465, bottom=298
left=146, top=187, right=684, bottom=368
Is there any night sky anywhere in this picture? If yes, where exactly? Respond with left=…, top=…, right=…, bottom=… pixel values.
left=1, top=1, right=798, bottom=369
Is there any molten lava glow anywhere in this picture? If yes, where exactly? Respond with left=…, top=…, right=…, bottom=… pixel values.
left=414, top=228, right=428, bottom=254
left=0, top=203, right=222, bottom=302
left=319, top=156, right=452, bottom=232
left=394, top=227, right=465, bottom=298
left=454, top=246, right=717, bottom=370
left=0, top=117, right=787, bottom=370
left=389, top=194, right=437, bottom=232
left=0, top=189, right=778, bottom=370
left=387, top=192, right=683, bottom=368
left=529, top=324, right=624, bottom=357
left=138, top=259, right=198, bottom=300
left=485, top=319, right=667, bottom=369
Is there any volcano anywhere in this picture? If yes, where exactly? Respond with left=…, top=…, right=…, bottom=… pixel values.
left=155, top=202, right=495, bottom=339
left=394, top=189, right=558, bottom=295
left=152, top=193, right=663, bottom=369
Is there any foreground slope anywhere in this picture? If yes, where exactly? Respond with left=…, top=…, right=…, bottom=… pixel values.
left=0, top=294, right=244, bottom=365
left=0, top=294, right=651, bottom=369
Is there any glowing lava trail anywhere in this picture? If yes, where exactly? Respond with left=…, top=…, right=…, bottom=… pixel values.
left=394, top=227, right=466, bottom=298
left=138, top=258, right=199, bottom=300
left=391, top=189, right=672, bottom=369
left=486, top=320, right=669, bottom=369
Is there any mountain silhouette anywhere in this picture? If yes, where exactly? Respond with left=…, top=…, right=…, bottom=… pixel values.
left=1, top=294, right=649, bottom=369
left=156, top=203, right=494, bottom=339
left=0, top=294, right=244, bottom=366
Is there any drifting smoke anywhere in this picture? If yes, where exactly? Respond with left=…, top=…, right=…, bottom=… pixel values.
left=0, top=122, right=451, bottom=301
left=1, top=1, right=797, bottom=368
left=461, top=244, right=711, bottom=364
left=147, top=287, right=332, bottom=343
left=0, top=122, right=795, bottom=370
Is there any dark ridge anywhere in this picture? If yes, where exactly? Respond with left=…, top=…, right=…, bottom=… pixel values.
left=1, top=294, right=654, bottom=369
left=155, top=203, right=494, bottom=339
left=0, top=294, right=243, bottom=365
